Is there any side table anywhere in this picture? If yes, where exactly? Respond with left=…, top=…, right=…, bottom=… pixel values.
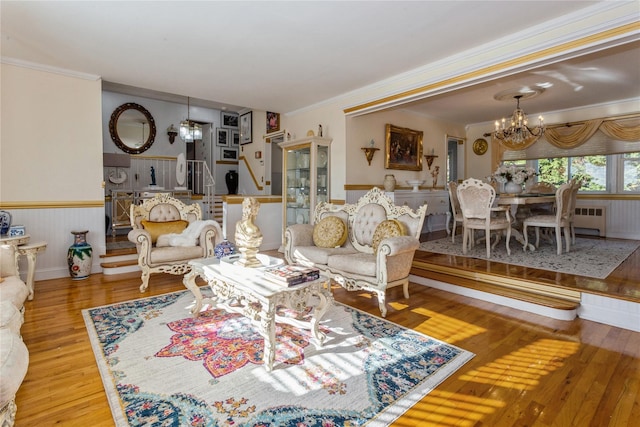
left=0, top=234, right=47, bottom=300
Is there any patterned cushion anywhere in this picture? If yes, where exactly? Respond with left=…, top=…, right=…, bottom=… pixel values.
left=372, top=219, right=405, bottom=253
left=313, top=216, right=348, bottom=248
left=141, top=219, right=189, bottom=244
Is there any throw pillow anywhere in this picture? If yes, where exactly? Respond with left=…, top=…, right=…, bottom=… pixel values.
left=313, top=216, right=348, bottom=248
left=372, top=219, right=405, bottom=253
left=141, top=219, right=189, bottom=244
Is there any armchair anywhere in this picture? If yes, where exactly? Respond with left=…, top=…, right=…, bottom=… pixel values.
left=285, top=187, right=426, bottom=317
left=128, top=193, right=222, bottom=292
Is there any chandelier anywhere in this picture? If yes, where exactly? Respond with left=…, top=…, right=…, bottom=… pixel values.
left=493, top=95, right=545, bottom=145
left=179, top=97, right=202, bottom=143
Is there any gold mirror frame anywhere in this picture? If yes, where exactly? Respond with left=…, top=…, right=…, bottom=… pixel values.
left=109, top=103, right=157, bottom=154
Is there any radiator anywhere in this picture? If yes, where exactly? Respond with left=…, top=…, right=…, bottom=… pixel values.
left=573, top=205, right=606, bottom=236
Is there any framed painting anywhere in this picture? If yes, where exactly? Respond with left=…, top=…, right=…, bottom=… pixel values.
left=266, top=111, right=280, bottom=133
left=385, top=124, right=423, bottom=171
left=240, top=111, right=252, bottom=145
left=216, top=128, right=229, bottom=146
left=231, top=130, right=240, bottom=146
left=220, top=147, right=239, bottom=161
left=221, top=112, right=239, bottom=129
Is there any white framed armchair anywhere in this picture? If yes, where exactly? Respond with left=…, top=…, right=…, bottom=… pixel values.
left=128, top=193, right=222, bottom=292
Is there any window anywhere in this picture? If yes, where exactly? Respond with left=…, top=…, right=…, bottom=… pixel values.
left=532, top=153, right=639, bottom=193
left=622, top=152, right=640, bottom=192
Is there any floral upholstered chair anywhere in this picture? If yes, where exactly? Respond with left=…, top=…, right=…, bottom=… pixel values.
left=447, top=181, right=464, bottom=242
left=128, top=193, right=222, bottom=292
left=523, top=181, right=573, bottom=255
left=457, top=178, right=512, bottom=258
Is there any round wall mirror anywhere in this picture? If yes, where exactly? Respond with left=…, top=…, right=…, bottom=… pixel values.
left=109, top=103, right=156, bottom=154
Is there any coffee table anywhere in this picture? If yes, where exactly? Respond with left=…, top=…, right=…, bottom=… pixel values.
left=182, top=255, right=333, bottom=371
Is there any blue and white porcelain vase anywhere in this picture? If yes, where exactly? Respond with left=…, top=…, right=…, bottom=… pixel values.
left=0, top=210, right=11, bottom=235
left=214, top=239, right=236, bottom=259
left=67, top=230, right=93, bottom=280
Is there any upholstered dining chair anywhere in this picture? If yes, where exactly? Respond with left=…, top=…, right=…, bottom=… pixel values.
left=523, top=181, right=573, bottom=255
left=447, top=181, right=464, bottom=242
left=567, top=178, right=581, bottom=245
left=457, top=178, right=512, bottom=258
left=528, top=181, right=557, bottom=216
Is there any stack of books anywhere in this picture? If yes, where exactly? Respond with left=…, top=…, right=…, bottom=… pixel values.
left=263, top=264, right=320, bottom=287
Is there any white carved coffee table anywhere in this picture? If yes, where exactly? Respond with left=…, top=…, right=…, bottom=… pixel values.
left=183, top=256, right=333, bottom=371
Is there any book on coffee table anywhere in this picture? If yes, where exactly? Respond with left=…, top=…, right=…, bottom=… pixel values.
left=263, top=264, right=320, bottom=286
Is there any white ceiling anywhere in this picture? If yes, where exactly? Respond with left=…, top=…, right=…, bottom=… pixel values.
left=2, top=1, right=639, bottom=125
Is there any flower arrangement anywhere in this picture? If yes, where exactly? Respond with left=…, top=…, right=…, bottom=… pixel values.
left=493, top=165, right=537, bottom=184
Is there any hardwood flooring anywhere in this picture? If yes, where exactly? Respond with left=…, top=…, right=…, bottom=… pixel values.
left=14, top=241, right=640, bottom=426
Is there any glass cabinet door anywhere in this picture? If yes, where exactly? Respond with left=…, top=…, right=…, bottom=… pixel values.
left=284, top=144, right=311, bottom=227
left=280, top=136, right=332, bottom=235
left=315, top=144, right=329, bottom=206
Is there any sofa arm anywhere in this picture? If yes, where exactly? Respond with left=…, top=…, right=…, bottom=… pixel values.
left=378, top=235, right=420, bottom=256
left=128, top=229, right=152, bottom=259
left=377, top=236, right=420, bottom=282
left=284, top=224, right=315, bottom=264
left=198, top=222, right=223, bottom=257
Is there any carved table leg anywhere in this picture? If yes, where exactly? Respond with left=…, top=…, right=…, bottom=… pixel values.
left=309, top=282, right=332, bottom=345
left=261, top=301, right=277, bottom=371
left=17, top=242, right=47, bottom=300
left=182, top=270, right=204, bottom=315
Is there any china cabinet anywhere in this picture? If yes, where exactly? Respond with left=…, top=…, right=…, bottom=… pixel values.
left=279, top=136, right=332, bottom=233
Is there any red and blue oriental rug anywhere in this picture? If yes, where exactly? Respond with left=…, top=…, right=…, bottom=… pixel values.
left=83, top=290, right=474, bottom=426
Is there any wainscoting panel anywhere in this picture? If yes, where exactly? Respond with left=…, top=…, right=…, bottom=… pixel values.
left=602, top=198, right=640, bottom=240
left=8, top=206, right=105, bottom=281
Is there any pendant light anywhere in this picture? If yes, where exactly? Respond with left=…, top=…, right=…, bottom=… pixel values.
left=179, top=97, right=202, bottom=143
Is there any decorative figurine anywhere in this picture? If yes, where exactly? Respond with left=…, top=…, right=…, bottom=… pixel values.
left=150, top=166, right=157, bottom=186
left=234, top=197, right=263, bottom=268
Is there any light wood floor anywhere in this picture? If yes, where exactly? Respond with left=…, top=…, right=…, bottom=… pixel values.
left=15, top=245, right=640, bottom=426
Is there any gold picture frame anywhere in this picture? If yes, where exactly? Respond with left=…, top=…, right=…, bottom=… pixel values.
left=385, top=124, right=423, bottom=171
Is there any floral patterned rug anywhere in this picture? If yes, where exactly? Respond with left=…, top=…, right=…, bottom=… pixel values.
left=83, top=290, right=474, bottom=427
left=419, top=236, right=639, bottom=279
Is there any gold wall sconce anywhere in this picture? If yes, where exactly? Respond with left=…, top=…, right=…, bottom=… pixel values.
left=361, top=147, right=379, bottom=165
left=167, top=124, right=178, bottom=144
left=424, top=154, right=438, bottom=170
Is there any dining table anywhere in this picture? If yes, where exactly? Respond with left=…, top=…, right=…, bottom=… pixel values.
left=497, top=192, right=556, bottom=251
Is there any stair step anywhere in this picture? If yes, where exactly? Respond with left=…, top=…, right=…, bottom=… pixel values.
left=411, top=261, right=579, bottom=311
left=101, top=258, right=138, bottom=269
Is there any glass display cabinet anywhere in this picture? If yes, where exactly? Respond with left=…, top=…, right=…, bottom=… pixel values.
left=279, top=136, right=332, bottom=232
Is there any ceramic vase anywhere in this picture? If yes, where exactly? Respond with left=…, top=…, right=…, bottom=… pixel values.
left=67, top=230, right=92, bottom=280
left=225, top=170, right=238, bottom=194
left=0, top=210, right=11, bottom=235
left=214, top=240, right=236, bottom=259
left=383, top=174, right=396, bottom=192
left=504, top=180, right=523, bottom=194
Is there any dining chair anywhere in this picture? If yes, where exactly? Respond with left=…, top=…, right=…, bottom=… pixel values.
left=457, top=178, right=512, bottom=258
left=523, top=181, right=573, bottom=255
left=528, top=181, right=557, bottom=216
left=567, top=178, right=581, bottom=245
left=447, top=181, right=464, bottom=242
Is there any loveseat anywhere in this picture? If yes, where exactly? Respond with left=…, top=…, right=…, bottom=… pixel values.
left=128, top=193, right=223, bottom=292
left=285, top=187, right=427, bottom=317
left=0, top=244, right=30, bottom=426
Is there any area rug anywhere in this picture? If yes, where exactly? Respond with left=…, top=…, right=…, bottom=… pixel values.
left=83, top=290, right=474, bottom=426
left=419, top=236, right=639, bottom=279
